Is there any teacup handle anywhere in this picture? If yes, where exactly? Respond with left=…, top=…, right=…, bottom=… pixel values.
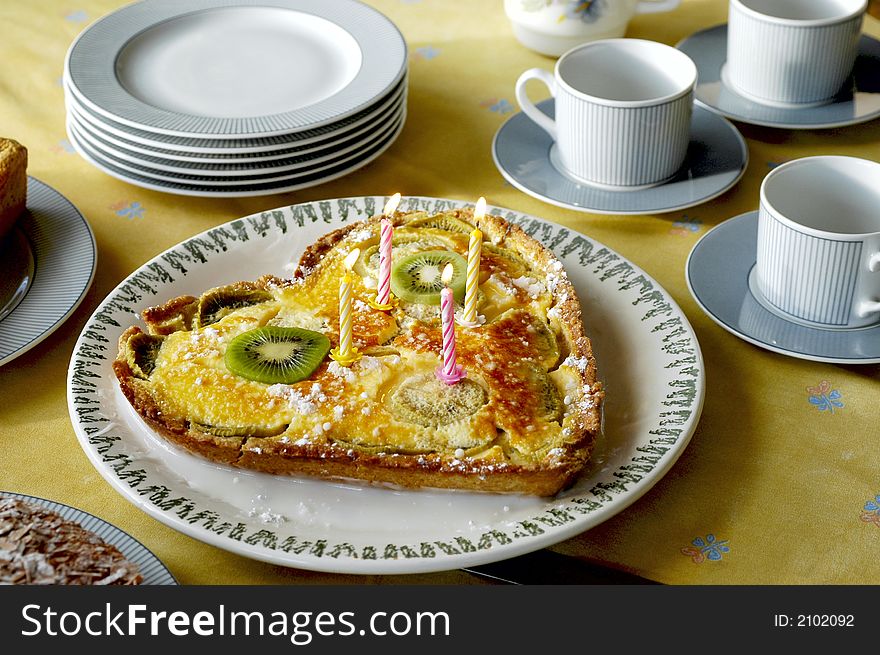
left=635, top=0, right=681, bottom=14
left=857, top=252, right=880, bottom=317
left=515, top=68, right=557, bottom=141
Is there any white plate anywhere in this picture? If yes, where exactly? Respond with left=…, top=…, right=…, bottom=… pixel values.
left=0, top=178, right=96, bottom=367
left=67, top=111, right=406, bottom=195
left=64, top=75, right=408, bottom=155
left=67, top=100, right=405, bottom=175
left=65, top=0, right=407, bottom=138
left=0, top=491, right=177, bottom=585
left=67, top=196, right=704, bottom=574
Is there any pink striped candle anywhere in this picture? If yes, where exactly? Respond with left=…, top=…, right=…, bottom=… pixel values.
left=376, top=217, right=392, bottom=305
left=435, top=263, right=465, bottom=385
left=370, top=192, right=400, bottom=311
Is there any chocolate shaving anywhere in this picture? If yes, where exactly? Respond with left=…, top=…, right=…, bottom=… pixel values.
left=0, top=498, right=143, bottom=585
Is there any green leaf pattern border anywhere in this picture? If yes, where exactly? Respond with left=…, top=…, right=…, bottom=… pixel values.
left=68, top=196, right=702, bottom=568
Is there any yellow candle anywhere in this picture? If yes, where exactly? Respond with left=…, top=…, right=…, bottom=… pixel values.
left=330, top=248, right=362, bottom=367
left=339, top=271, right=354, bottom=356
left=458, top=197, right=485, bottom=327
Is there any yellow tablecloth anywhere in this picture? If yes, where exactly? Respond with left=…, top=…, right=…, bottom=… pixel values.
left=2, top=0, right=880, bottom=585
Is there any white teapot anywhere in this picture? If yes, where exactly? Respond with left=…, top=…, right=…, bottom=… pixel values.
left=505, top=0, right=681, bottom=56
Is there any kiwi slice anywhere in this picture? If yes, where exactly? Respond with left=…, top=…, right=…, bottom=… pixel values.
left=224, top=326, right=330, bottom=384
left=194, top=286, right=273, bottom=329
left=391, top=250, right=467, bottom=305
left=389, top=374, right=487, bottom=427
left=352, top=232, right=450, bottom=279
left=125, top=332, right=164, bottom=379
left=407, top=214, right=475, bottom=233
left=192, top=422, right=288, bottom=438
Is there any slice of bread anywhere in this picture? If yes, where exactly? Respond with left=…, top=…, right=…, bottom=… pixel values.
left=114, top=207, right=604, bottom=496
left=0, top=138, right=27, bottom=241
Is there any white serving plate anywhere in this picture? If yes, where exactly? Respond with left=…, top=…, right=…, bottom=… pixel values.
left=67, top=196, right=704, bottom=574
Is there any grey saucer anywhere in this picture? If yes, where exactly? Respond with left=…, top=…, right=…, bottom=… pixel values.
left=677, top=25, right=880, bottom=130
left=686, top=211, right=880, bottom=364
left=492, top=101, right=747, bottom=215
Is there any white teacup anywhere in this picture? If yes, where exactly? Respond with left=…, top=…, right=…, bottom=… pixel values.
left=726, top=0, right=868, bottom=107
left=753, top=156, right=880, bottom=329
left=515, top=38, right=696, bottom=189
left=505, top=0, right=681, bottom=57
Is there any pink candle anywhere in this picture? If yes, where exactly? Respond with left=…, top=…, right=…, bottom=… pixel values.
left=435, top=263, right=465, bottom=385
left=370, top=193, right=400, bottom=311
left=376, top=217, right=392, bottom=305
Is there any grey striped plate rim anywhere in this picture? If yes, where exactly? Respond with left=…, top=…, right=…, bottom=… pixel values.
left=0, top=178, right=96, bottom=367
left=63, top=73, right=408, bottom=155
left=0, top=491, right=177, bottom=585
left=67, top=113, right=406, bottom=198
left=64, top=0, right=407, bottom=138
left=66, top=97, right=406, bottom=175
left=68, top=109, right=405, bottom=186
left=66, top=85, right=406, bottom=164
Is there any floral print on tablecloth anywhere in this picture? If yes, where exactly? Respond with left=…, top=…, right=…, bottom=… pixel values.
left=681, top=534, right=730, bottom=563
left=807, top=380, right=843, bottom=413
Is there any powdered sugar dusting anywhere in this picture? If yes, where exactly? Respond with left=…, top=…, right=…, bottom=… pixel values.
left=562, top=355, right=589, bottom=372
left=328, top=361, right=356, bottom=383
left=511, top=275, right=545, bottom=299
left=266, top=384, right=325, bottom=414
left=347, top=227, right=374, bottom=243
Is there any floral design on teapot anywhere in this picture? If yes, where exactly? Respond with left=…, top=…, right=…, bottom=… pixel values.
left=521, top=0, right=605, bottom=23
left=564, top=1, right=606, bottom=23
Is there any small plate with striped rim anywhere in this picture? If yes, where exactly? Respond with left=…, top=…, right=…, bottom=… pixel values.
left=492, top=100, right=748, bottom=216
left=0, top=491, right=177, bottom=585
left=0, top=178, right=96, bottom=367
left=677, top=25, right=880, bottom=130
left=686, top=211, right=880, bottom=364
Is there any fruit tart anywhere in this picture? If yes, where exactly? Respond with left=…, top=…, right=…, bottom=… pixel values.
left=113, top=206, right=603, bottom=496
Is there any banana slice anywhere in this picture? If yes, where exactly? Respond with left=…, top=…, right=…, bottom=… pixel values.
left=482, top=243, right=528, bottom=280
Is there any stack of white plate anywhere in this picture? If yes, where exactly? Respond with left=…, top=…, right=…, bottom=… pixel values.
left=63, top=0, right=407, bottom=197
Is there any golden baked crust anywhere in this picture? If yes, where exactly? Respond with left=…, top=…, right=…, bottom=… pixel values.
left=0, top=137, right=27, bottom=240
left=114, top=208, right=604, bottom=496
